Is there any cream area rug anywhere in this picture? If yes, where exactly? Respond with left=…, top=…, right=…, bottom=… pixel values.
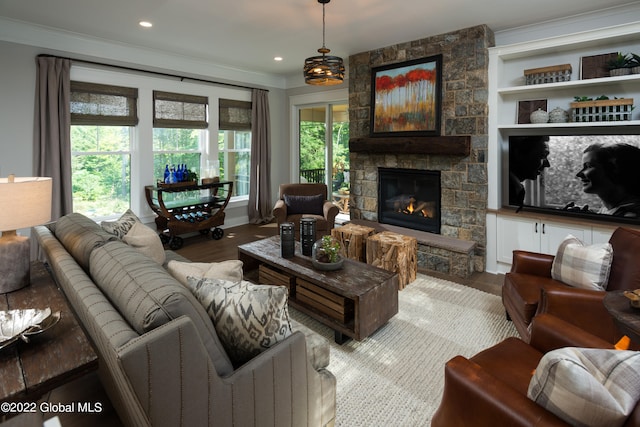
left=289, top=274, right=518, bottom=427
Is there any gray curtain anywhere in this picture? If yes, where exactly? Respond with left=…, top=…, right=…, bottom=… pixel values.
left=248, top=89, right=274, bottom=224
left=34, top=56, right=72, bottom=221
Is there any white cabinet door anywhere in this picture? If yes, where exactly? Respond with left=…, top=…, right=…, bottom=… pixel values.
left=539, top=223, right=592, bottom=256
left=497, top=216, right=594, bottom=265
left=496, top=216, right=539, bottom=264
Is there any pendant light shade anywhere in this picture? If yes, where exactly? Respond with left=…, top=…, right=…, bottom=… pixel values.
left=304, top=0, right=344, bottom=86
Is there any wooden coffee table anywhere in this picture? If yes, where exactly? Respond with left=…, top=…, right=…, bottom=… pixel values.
left=238, top=236, right=399, bottom=343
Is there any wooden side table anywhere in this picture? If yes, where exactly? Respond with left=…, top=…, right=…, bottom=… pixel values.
left=603, top=291, right=640, bottom=345
left=331, top=223, right=376, bottom=262
left=0, top=261, right=97, bottom=404
left=366, top=231, right=417, bottom=290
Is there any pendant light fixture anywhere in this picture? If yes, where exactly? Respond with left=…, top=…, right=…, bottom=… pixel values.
left=303, top=0, right=345, bottom=86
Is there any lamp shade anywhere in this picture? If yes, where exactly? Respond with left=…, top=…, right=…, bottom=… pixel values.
left=0, top=177, right=52, bottom=232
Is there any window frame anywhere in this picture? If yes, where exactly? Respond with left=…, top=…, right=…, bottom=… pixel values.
left=69, top=66, right=252, bottom=224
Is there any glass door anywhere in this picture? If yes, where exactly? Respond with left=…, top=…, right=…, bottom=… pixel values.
left=298, top=103, right=349, bottom=212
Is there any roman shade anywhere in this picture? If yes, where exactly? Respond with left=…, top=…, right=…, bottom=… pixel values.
left=153, top=91, right=208, bottom=129
left=219, top=98, right=251, bottom=130
left=71, top=81, right=138, bottom=126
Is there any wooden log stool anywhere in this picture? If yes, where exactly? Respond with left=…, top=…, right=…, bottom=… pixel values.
left=366, top=231, right=417, bottom=290
left=331, top=223, right=376, bottom=262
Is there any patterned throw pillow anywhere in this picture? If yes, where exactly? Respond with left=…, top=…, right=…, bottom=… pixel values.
left=551, top=234, right=613, bottom=290
left=186, top=277, right=292, bottom=368
left=101, top=209, right=141, bottom=238
left=167, top=260, right=243, bottom=286
left=283, top=193, right=324, bottom=215
left=528, top=347, right=640, bottom=427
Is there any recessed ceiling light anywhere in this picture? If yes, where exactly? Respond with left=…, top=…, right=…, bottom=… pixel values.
left=139, top=21, right=153, bottom=28
left=274, top=57, right=283, bottom=62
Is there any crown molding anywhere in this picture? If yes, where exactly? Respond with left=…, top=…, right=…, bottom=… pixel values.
left=0, top=17, right=287, bottom=89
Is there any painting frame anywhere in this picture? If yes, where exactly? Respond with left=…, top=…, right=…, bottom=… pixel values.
left=370, top=54, right=443, bottom=137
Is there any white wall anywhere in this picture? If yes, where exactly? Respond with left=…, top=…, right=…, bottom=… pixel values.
left=0, top=40, right=288, bottom=228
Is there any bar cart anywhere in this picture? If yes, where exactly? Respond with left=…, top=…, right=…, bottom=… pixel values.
left=144, top=179, right=233, bottom=249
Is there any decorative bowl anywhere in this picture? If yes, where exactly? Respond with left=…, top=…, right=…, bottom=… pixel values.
left=0, top=308, right=61, bottom=350
left=623, top=290, right=640, bottom=309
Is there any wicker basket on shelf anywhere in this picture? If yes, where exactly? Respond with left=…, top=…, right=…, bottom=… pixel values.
left=524, top=64, right=572, bottom=85
left=569, top=98, right=634, bottom=122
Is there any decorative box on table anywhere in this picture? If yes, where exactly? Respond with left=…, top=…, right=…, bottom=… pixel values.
left=570, top=98, right=634, bottom=122
left=524, top=64, right=572, bottom=85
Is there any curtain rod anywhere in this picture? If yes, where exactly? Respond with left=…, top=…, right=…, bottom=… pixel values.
left=37, top=54, right=268, bottom=92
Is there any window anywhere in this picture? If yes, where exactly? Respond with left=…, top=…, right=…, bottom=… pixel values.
left=153, top=91, right=208, bottom=186
left=219, top=99, right=251, bottom=197
left=70, top=82, right=138, bottom=218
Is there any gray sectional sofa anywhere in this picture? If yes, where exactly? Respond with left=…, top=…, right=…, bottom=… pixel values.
left=33, top=213, right=336, bottom=427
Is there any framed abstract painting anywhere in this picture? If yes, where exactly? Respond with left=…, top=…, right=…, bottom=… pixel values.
left=370, top=55, right=442, bottom=137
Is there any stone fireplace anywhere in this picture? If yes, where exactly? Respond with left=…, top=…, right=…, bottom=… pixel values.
left=348, top=25, right=494, bottom=275
left=378, top=168, right=441, bottom=234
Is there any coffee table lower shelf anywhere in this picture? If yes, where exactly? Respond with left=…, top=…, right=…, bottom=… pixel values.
left=239, top=236, right=398, bottom=344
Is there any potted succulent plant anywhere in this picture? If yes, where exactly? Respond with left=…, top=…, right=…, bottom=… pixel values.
left=311, top=235, right=344, bottom=271
left=629, top=53, right=640, bottom=75
left=607, top=52, right=632, bottom=77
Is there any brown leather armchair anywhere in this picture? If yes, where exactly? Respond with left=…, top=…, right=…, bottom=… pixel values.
left=272, top=183, right=339, bottom=239
left=502, top=227, right=640, bottom=343
left=432, top=313, right=640, bottom=427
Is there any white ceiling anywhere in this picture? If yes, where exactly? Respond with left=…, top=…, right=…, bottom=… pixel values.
left=0, top=0, right=638, bottom=78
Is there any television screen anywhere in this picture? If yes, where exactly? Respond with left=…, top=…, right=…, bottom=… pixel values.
left=507, top=134, right=640, bottom=224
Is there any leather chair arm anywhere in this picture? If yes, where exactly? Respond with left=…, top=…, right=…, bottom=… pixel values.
left=510, top=250, right=555, bottom=277
left=536, top=286, right=619, bottom=343
left=431, top=355, right=568, bottom=427
left=273, top=199, right=287, bottom=224
left=323, top=201, right=339, bottom=228
left=529, top=314, right=614, bottom=353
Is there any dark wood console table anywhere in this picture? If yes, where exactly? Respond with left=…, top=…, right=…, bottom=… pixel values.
left=0, top=262, right=97, bottom=404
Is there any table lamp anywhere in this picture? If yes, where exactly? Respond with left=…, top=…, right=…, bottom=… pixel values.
left=0, top=175, right=52, bottom=293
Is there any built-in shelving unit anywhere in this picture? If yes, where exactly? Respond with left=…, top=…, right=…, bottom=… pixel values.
left=486, top=21, right=640, bottom=274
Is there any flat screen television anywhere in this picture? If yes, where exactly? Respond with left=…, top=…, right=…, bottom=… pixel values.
left=506, top=134, right=640, bottom=225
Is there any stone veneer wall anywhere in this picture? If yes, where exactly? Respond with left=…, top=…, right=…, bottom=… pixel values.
left=348, top=25, right=494, bottom=272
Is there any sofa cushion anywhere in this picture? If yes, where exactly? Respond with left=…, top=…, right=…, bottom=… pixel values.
left=186, top=277, right=292, bottom=368
left=289, top=317, right=330, bottom=371
left=89, top=241, right=233, bottom=376
left=551, top=235, right=613, bottom=290
left=101, top=209, right=141, bottom=238
left=283, top=193, right=324, bottom=216
left=528, top=347, right=640, bottom=427
left=167, top=260, right=243, bottom=286
left=122, top=222, right=166, bottom=264
left=54, top=212, right=117, bottom=271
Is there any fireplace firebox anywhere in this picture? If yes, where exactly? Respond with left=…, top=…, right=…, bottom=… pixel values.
left=378, top=168, right=441, bottom=234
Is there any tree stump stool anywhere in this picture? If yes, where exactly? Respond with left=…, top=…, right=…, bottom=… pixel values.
left=331, top=223, right=376, bottom=262
left=366, top=231, right=417, bottom=290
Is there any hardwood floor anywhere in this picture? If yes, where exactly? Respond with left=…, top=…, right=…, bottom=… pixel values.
left=35, top=221, right=503, bottom=427
left=175, top=220, right=505, bottom=295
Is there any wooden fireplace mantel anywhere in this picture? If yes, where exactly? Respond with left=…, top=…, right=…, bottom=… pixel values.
left=349, top=136, right=470, bottom=156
